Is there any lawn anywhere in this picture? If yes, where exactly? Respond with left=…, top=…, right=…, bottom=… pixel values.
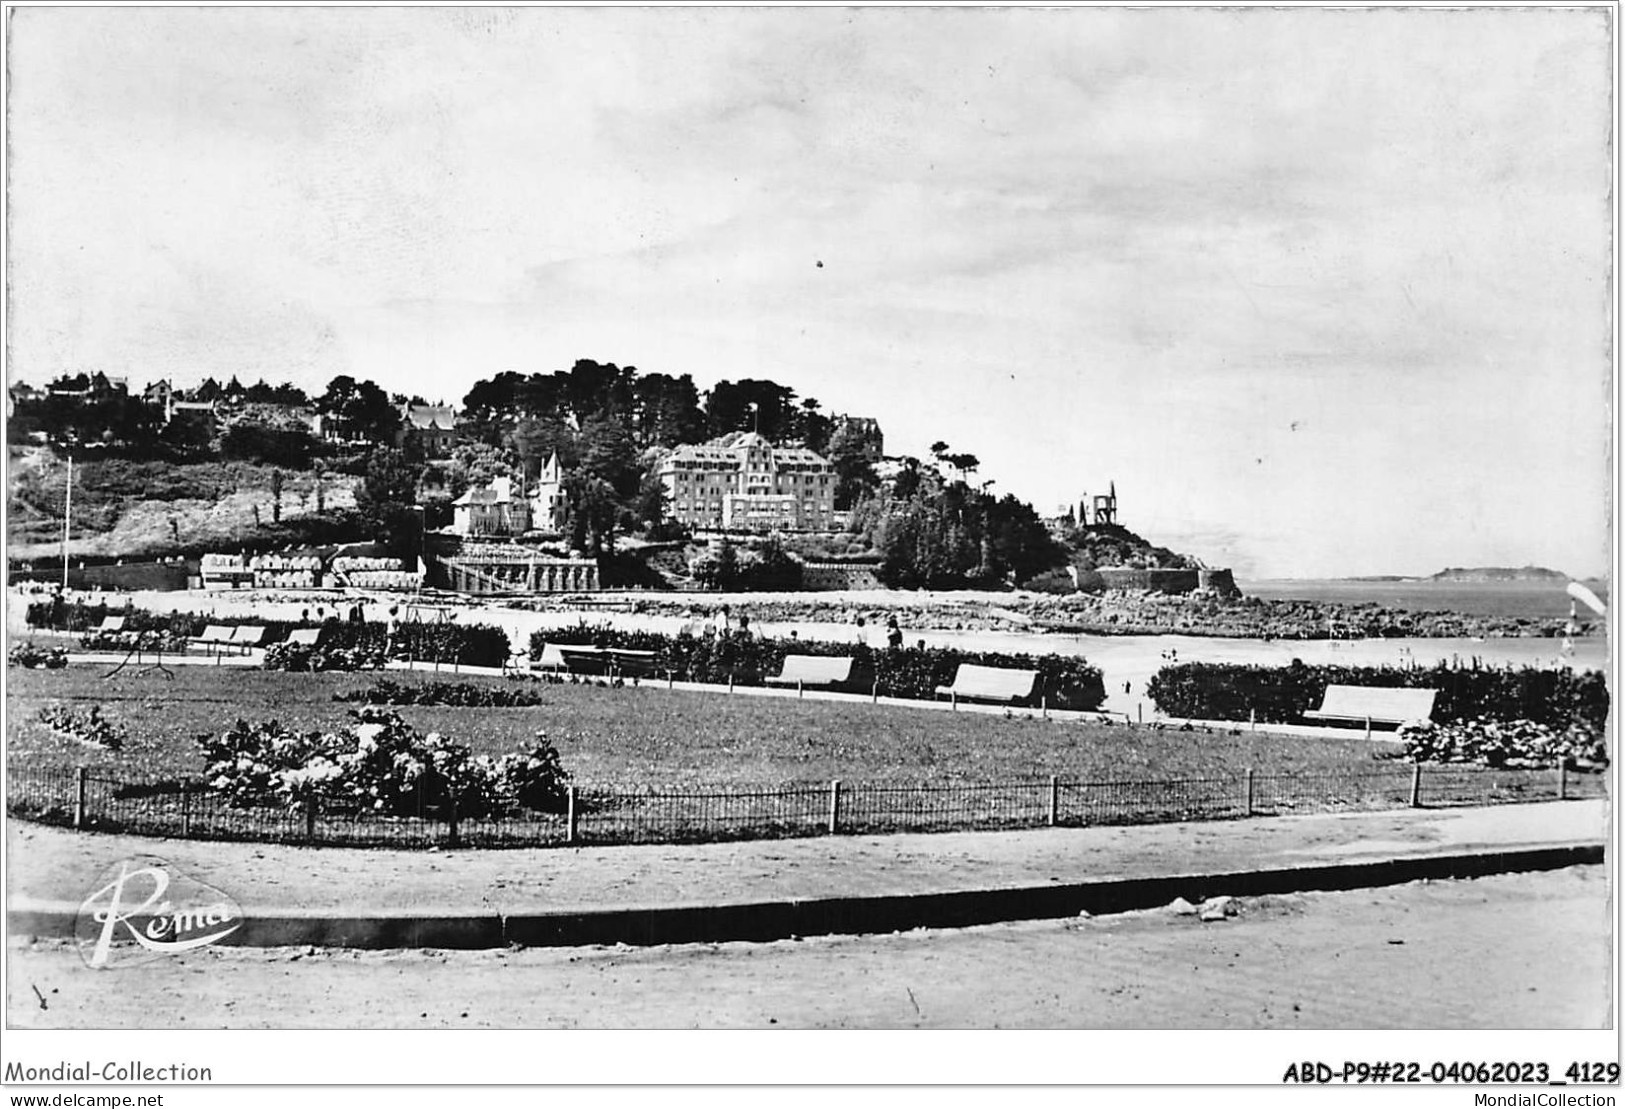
left=5, top=663, right=1399, bottom=787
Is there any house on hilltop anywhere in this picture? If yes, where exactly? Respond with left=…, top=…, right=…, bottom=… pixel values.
left=397, top=404, right=460, bottom=457
left=451, top=476, right=531, bottom=537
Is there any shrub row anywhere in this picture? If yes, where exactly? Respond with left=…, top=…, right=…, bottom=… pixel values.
left=263, top=641, right=388, bottom=672
left=37, top=704, right=126, bottom=751
left=1391, top=718, right=1607, bottom=771
left=530, top=625, right=1107, bottom=711
left=23, top=600, right=513, bottom=670
left=1145, top=660, right=1609, bottom=731
left=333, top=679, right=549, bottom=708
left=199, top=708, right=569, bottom=820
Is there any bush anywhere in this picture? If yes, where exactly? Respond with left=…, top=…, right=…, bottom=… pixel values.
left=1020, top=568, right=1077, bottom=595
left=389, top=621, right=511, bottom=669
left=263, top=640, right=387, bottom=673
left=530, top=624, right=1108, bottom=711
left=333, top=679, right=548, bottom=707
left=9, top=643, right=67, bottom=669
left=1394, top=718, right=1608, bottom=770
left=199, top=709, right=570, bottom=818
left=1146, top=660, right=1609, bottom=731
left=495, top=733, right=571, bottom=813
left=38, top=704, right=126, bottom=751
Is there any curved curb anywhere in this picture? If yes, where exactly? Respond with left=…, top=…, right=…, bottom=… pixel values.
left=9, top=843, right=1601, bottom=951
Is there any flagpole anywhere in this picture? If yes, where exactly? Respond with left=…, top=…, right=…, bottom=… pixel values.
left=61, top=452, right=72, bottom=589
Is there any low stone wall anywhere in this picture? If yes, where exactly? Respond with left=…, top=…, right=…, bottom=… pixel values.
left=1198, top=569, right=1240, bottom=597
left=799, top=561, right=884, bottom=591
left=1094, top=567, right=1201, bottom=594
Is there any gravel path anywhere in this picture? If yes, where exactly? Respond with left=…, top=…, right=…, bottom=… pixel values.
left=8, top=866, right=1607, bottom=1031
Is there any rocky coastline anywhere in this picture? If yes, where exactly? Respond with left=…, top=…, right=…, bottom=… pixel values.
left=528, top=588, right=1590, bottom=641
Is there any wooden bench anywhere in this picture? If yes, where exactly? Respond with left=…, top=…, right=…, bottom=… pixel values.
left=555, top=645, right=610, bottom=674
left=189, top=625, right=237, bottom=655
left=229, top=625, right=268, bottom=654
left=285, top=628, right=324, bottom=648
left=532, top=643, right=570, bottom=672
left=935, top=664, right=1040, bottom=707
left=1303, top=685, right=1437, bottom=733
left=94, top=615, right=127, bottom=634
left=606, top=648, right=658, bottom=679
left=766, top=655, right=863, bottom=694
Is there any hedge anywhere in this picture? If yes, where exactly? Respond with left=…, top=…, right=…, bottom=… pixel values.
left=27, top=600, right=511, bottom=670
left=530, top=624, right=1107, bottom=711
left=1145, top=660, right=1609, bottom=731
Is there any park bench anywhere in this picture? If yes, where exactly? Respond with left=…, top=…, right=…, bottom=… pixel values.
left=532, top=643, right=570, bottom=672
left=229, top=625, right=268, bottom=654
left=606, top=648, right=658, bottom=679
left=1302, top=685, right=1437, bottom=733
left=554, top=644, right=658, bottom=680
left=94, top=615, right=127, bottom=634
left=285, top=628, right=324, bottom=648
left=935, top=664, right=1040, bottom=708
left=189, top=625, right=237, bottom=655
left=555, top=644, right=609, bottom=674
left=766, top=654, right=865, bottom=695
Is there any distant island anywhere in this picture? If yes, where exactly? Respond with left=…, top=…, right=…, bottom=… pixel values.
left=1429, top=566, right=1568, bottom=583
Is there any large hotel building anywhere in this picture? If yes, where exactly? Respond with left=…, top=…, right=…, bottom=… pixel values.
left=657, top=431, right=836, bottom=531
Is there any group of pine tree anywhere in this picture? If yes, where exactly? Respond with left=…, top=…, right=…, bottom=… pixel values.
left=10, top=359, right=1094, bottom=589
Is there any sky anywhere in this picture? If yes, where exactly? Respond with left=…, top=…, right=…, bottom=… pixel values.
left=6, top=6, right=1614, bottom=579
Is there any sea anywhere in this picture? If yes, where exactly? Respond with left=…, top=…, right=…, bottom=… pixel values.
left=1237, top=578, right=1611, bottom=621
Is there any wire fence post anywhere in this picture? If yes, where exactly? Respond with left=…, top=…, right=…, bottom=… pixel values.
left=181, top=780, right=192, bottom=838
left=828, top=779, right=841, bottom=835
left=1409, top=762, right=1423, bottom=808
left=1245, top=767, right=1255, bottom=817
left=797, top=679, right=804, bottom=699
left=447, top=796, right=461, bottom=848
left=73, top=766, right=88, bottom=829
left=872, top=679, right=879, bottom=704
left=1041, top=695, right=1048, bottom=719
left=1558, top=760, right=1568, bottom=801
left=1048, top=775, right=1059, bottom=827
left=304, top=797, right=318, bottom=842
left=566, top=785, right=578, bottom=844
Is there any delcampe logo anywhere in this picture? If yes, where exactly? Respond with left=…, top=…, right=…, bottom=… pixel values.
left=74, top=856, right=243, bottom=968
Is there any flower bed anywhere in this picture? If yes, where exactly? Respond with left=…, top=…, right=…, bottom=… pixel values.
left=38, top=704, right=126, bottom=751
left=333, top=678, right=549, bottom=708
left=199, top=708, right=569, bottom=819
left=1392, top=718, right=1608, bottom=771
left=9, top=642, right=67, bottom=669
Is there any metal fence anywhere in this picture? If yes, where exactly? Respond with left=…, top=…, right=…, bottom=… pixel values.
left=5, top=760, right=1605, bottom=850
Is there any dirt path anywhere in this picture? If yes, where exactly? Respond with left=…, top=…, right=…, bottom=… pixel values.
left=8, top=867, right=1607, bottom=1031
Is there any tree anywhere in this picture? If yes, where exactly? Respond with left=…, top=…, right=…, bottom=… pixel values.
left=705, top=379, right=798, bottom=440
left=691, top=539, right=740, bottom=590
left=944, top=452, right=980, bottom=483
left=797, top=398, right=834, bottom=454
left=317, top=375, right=400, bottom=445
left=355, top=447, right=424, bottom=560
left=631, top=373, right=704, bottom=447
left=270, top=469, right=285, bottom=523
